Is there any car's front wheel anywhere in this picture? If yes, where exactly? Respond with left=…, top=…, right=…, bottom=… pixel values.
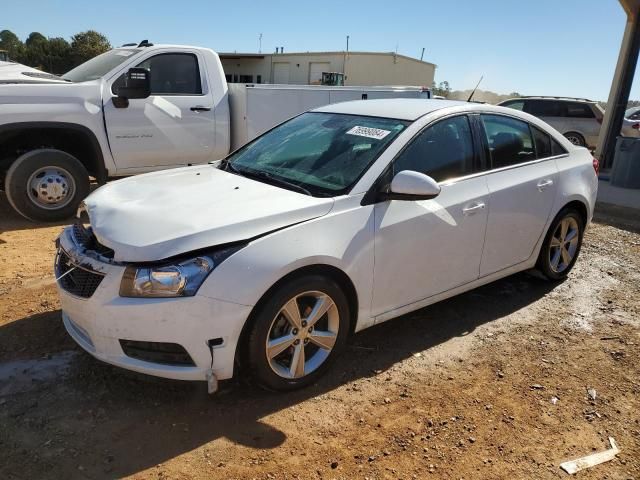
left=537, top=208, right=585, bottom=280
left=246, top=274, right=350, bottom=391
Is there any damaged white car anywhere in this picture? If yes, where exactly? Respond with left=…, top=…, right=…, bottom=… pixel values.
left=55, top=99, right=598, bottom=392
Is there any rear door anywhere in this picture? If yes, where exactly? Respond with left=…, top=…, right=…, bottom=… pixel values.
left=524, top=99, right=564, bottom=131
left=104, top=51, right=216, bottom=171
left=479, top=114, right=559, bottom=276
left=563, top=102, right=600, bottom=146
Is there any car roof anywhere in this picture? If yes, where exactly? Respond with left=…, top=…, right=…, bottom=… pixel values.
left=501, top=96, right=595, bottom=104
left=313, top=98, right=469, bottom=121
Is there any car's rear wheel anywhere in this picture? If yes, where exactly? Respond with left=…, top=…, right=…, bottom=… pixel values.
left=563, top=132, right=586, bottom=147
left=247, top=275, right=350, bottom=391
left=4, top=149, right=90, bottom=222
left=537, top=208, right=584, bottom=280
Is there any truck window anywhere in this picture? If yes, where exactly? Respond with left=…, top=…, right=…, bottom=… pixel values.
left=112, top=53, right=202, bottom=95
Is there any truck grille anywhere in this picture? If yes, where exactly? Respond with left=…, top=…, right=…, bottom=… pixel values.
left=55, top=249, right=105, bottom=298
left=72, top=223, right=115, bottom=259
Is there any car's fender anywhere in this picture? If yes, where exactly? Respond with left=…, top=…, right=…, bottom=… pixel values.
left=0, top=81, right=116, bottom=174
left=198, top=194, right=377, bottom=332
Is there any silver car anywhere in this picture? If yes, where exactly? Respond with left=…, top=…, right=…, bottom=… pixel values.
left=498, top=97, right=603, bottom=148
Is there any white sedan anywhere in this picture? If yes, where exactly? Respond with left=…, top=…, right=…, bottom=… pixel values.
left=55, top=99, right=598, bottom=392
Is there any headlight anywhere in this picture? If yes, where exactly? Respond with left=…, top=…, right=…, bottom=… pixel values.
left=119, top=246, right=241, bottom=298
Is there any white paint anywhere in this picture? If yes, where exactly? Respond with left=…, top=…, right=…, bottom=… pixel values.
left=55, top=101, right=598, bottom=384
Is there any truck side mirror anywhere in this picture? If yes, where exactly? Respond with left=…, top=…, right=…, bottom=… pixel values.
left=114, top=68, right=151, bottom=107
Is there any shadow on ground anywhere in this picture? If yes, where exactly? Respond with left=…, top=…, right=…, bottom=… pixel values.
left=0, top=272, right=556, bottom=479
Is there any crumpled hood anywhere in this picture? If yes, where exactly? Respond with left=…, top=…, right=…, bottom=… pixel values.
left=84, top=165, right=334, bottom=262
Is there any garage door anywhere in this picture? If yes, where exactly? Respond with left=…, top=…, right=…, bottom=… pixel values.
left=273, top=63, right=290, bottom=84
left=309, top=62, right=330, bottom=85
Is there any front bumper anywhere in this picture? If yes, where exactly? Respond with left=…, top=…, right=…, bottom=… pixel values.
left=56, top=227, right=252, bottom=382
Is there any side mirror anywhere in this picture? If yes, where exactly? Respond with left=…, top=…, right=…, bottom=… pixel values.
left=115, top=67, right=151, bottom=106
left=384, top=170, right=441, bottom=201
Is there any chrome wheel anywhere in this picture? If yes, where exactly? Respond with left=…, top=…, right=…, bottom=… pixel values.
left=266, top=290, right=340, bottom=379
left=549, top=217, right=580, bottom=273
left=27, top=166, right=76, bottom=210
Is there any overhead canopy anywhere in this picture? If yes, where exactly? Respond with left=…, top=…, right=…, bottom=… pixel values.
left=596, top=0, right=640, bottom=168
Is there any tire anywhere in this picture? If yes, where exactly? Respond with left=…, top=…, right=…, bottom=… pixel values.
left=563, top=132, right=586, bottom=147
left=246, top=274, right=351, bottom=391
left=4, top=149, right=90, bottom=222
left=536, top=208, right=585, bottom=281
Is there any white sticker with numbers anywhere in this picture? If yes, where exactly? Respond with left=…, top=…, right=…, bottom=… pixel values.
left=346, top=126, right=391, bottom=140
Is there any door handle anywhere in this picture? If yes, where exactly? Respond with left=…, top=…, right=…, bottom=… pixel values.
left=462, top=202, right=485, bottom=215
left=190, top=106, right=211, bottom=112
left=537, top=179, right=554, bottom=191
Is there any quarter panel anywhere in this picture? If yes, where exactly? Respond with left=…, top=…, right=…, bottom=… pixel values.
left=552, top=149, right=598, bottom=222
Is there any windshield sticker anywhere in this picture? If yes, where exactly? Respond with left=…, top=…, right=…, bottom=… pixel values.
left=115, top=50, right=135, bottom=57
left=346, top=126, right=391, bottom=140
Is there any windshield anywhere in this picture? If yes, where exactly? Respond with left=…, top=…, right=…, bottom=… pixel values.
left=62, top=48, right=141, bottom=82
left=226, top=112, right=409, bottom=196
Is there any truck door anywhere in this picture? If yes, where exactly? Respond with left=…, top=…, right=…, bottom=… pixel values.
left=103, top=51, right=216, bottom=172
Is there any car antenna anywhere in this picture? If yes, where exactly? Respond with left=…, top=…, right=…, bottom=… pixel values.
left=467, top=75, right=484, bottom=102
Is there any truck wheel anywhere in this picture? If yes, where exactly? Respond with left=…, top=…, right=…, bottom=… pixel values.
left=4, top=149, right=90, bottom=222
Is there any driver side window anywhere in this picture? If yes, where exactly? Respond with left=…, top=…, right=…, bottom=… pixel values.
left=393, top=115, right=475, bottom=182
left=112, top=53, right=202, bottom=96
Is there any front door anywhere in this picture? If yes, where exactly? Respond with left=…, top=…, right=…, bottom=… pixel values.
left=371, top=115, right=489, bottom=316
left=478, top=114, right=559, bottom=276
left=104, top=52, right=216, bottom=171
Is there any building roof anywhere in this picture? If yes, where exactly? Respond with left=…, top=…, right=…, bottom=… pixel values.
left=313, top=99, right=468, bottom=121
left=219, top=50, right=436, bottom=67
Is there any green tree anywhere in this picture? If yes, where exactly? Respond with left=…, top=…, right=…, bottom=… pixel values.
left=25, top=31, right=47, bottom=46
left=21, top=32, right=49, bottom=69
left=47, top=37, right=72, bottom=73
left=70, top=30, right=111, bottom=66
left=431, top=80, right=451, bottom=97
left=0, top=29, right=25, bottom=60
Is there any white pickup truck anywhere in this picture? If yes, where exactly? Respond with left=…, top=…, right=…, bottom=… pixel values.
left=0, top=41, right=431, bottom=221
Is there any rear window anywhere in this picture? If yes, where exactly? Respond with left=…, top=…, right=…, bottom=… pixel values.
left=551, top=137, right=567, bottom=155
left=531, top=126, right=552, bottom=158
left=481, top=114, right=536, bottom=168
left=565, top=102, right=595, bottom=118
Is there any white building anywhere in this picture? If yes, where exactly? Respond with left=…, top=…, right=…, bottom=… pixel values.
left=219, top=51, right=436, bottom=87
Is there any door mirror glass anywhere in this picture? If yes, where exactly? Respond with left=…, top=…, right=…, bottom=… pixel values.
left=117, top=67, right=151, bottom=99
left=387, top=170, right=441, bottom=200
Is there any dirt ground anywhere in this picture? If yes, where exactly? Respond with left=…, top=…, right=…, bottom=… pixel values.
left=1, top=194, right=639, bottom=480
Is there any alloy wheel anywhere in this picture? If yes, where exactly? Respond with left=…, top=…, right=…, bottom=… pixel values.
left=265, top=290, right=340, bottom=379
left=549, top=217, right=580, bottom=273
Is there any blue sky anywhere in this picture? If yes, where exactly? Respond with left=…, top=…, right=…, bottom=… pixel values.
left=3, top=0, right=633, bottom=100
